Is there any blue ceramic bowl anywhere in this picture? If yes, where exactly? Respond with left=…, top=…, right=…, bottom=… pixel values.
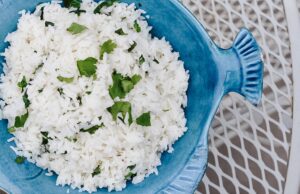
left=0, top=0, right=264, bottom=193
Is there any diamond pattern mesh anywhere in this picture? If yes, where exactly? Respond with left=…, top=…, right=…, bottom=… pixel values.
left=181, top=0, right=293, bottom=193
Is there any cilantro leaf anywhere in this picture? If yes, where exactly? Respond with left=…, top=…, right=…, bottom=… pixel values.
left=57, top=88, right=64, bottom=95
left=67, top=22, right=87, bottom=35
left=127, top=41, right=137, bottom=52
left=136, top=112, right=151, bottom=126
left=131, top=74, right=142, bottom=85
left=18, top=76, right=27, bottom=92
left=45, top=21, right=55, bottom=27
left=153, top=58, right=159, bottom=64
left=80, top=124, right=104, bottom=134
left=100, top=40, right=117, bottom=60
left=77, top=57, right=98, bottom=77
left=8, top=127, right=15, bottom=134
left=14, top=112, right=29, bottom=128
left=23, top=91, right=31, bottom=108
left=92, top=165, right=101, bottom=177
left=133, top=20, right=141, bottom=32
left=15, top=156, right=25, bottom=164
left=94, top=0, right=118, bottom=14
left=107, top=101, right=133, bottom=125
left=63, top=0, right=81, bottom=9
left=40, top=7, right=45, bottom=20
left=115, top=28, right=127, bottom=35
left=57, top=76, right=74, bottom=83
left=109, top=72, right=142, bottom=99
left=69, top=9, right=86, bottom=16
left=139, top=55, right=145, bottom=65
left=41, top=131, right=52, bottom=145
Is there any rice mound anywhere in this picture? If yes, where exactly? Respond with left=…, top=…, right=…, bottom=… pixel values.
left=0, top=0, right=189, bottom=192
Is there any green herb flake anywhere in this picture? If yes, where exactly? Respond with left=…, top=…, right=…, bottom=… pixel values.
left=115, top=28, right=127, bottom=35
left=86, top=91, right=92, bottom=95
left=57, top=76, right=74, bottom=83
left=136, top=112, right=151, bottom=126
left=45, top=21, right=55, bottom=27
left=107, top=101, right=133, bottom=125
left=15, top=156, right=25, bottom=164
left=67, top=22, right=87, bottom=35
left=63, top=0, right=81, bottom=9
left=139, top=55, right=145, bottom=65
left=41, top=131, right=52, bottom=145
left=8, top=127, right=15, bottom=134
left=14, top=112, right=29, bottom=128
left=40, top=7, right=45, bottom=20
left=65, top=136, right=77, bottom=142
left=92, top=165, right=101, bottom=177
left=77, top=57, right=98, bottom=77
left=57, top=88, right=64, bottom=95
left=127, top=41, right=137, bottom=52
left=133, top=20, right=141, bottom=32
left=23, top=91, right=31, bottom=108
left=153, top=58, right=159, bottom=64
left=109, top=72, right=141, bottom=99
left=100, top=40, right=117, bottom=60
left=94, top=0, right=118, bottom=14
left=33, top=63, right=44, bottom=74
left=69, top=9, right=86, bottom=16
left=128, top=164, right=136, bottom=170
left=77, top=95, right=82, bottom=106
left=80, top=124, right=104, bottom=134
left=38, top=89, right=44, bottom=93
left=17, top=76, right=27, bottom=92
left=125, top=172, right=137, bottom=180
left=131, top=74, right=142, bottom=85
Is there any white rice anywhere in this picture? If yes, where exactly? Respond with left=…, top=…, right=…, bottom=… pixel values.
left=0, top=0, right=189, bottom=193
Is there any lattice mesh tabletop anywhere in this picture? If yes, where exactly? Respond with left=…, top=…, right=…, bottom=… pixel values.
left=181, top=0, right=293, bottom=194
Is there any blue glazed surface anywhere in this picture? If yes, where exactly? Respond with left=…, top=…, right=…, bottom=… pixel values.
left=0, top=0, right=264, bottom=193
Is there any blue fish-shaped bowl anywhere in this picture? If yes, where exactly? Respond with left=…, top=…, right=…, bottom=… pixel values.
left=0, top=0, right=264, bottom=193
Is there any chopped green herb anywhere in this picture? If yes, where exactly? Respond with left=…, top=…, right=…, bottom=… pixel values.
left=100, top=40, right=117, bottom=60
left=33, top=63, right=44, bottom=74
left=125, top=172, right=136, bottom=180
left=40, top=7, right=45, bottom=20
left=107, top=101, right=133, bottom=125
left=38, top=89, right=44, bottom=93
left=69, top=9, right=86, bottom=16
left=128, top=164, right=136, bottom=170
left=127, top=41, right=137, bottom=52
left=86, top=91, right=92, bottom=95
left=92, top=165, right=101, bottom=177
left=14, top=112, right=29, bottom=128
left=77, top=95, right=82, bottom=105
left=57, top=88, right=64, bottom=95
left=121, top=80, right=134, bottom=93
left=57, top=76, right=74, bottom=83
left=77, top=57, right=98, bottom=77
left=65, top=136, right=77, bottom=142
left=139, top=55, right=145, bottom=65
left=133, top=20, right=141, bottom=32
left=63, top=0, right=81, bottom=8
left=115, top=28, right=127, bottom=35
left=8, top=127, right=15, bottom=134
left=45, top=21, right=55, bottom=27
left=67, top=22, right=87, bottom=35
left=109, top=72, right=141, bottom=99
left=23, top=91, right=31, bottom=108
left=15, top=156, right=25, bottom=164
left=18, top=76, right=27, bottom=92
left=131, top=74, right=142, bottom=85
left=80, top=124, right=104, bottom=134
left=153, top=58, right=159, bottom=64
left=136, top=112, right=151, bottom=126
left=41, top=131, right=52, bottom=145
left=94, top=0, right=118, bottom=14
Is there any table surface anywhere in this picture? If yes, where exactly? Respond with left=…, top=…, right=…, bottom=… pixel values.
left=180, top=0, right=296, bottom=193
